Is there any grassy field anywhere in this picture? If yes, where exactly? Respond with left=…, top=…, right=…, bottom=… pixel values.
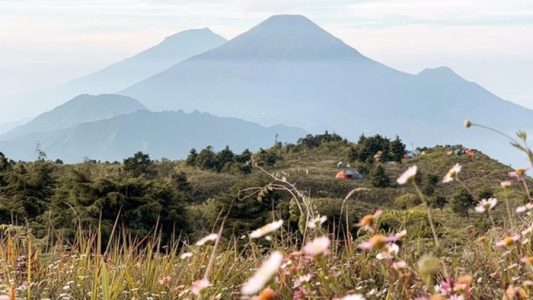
left=2, top=127, right=533, bottom=299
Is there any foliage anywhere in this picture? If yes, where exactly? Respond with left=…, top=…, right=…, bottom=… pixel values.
left=369, top=164, right=390, bottom=188
left=349, top=134, right=406, bottom=163
left=451, top=189, right=476, bottom=217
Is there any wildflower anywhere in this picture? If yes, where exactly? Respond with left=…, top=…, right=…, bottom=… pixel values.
left=252, top=288, right=278, bottom=300
left=464, top=120, right=472, bottom=128
left=521, top=256, right=533, bottom=265
left=195, top=233, right=218, bottom=246
left=250, top=220, right=284, bottom=239
left=293, top=288, right=306, bottom=300
left=307, top=215, right=327, bottom=229
left=516, top=203, right=533, bottom=214
left=376, top=243, right=399, bottom=260
left=495, top=235, right=521, bottom=247
left=180, top=252, right=193, bottom=260
left=293, top=274, right=312, bottom=288
left=241, top=251, right=283, bottom=295
left=397, top=166, right=417, bottom=185
left=443, top=163, right=461, bottom=183
left=355, top=210, right=382, bottom=232
left=509, top=168, right=528, bottom=181
left=392, top=260, right=408, bottom=270
left=338, top=294, right=366, bottom=300
left=474, top=198, right=497, bottom=213
left=191, top=279, right=210, bottom=295
left=501, top=181, right=512, bottom=188
left=358, top=230, right=407, bottom=251
left=159, top=276, right=172, bottom=285
left=302, top=236, right=330, bottom=257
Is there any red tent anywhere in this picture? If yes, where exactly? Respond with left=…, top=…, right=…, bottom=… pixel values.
left=336, top=170, right=363, bottom=180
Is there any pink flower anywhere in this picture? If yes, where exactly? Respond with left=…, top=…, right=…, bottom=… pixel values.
left=303, top=236, right=330, bottom=257
left=495, top=235, right=521, bottom=247
left=358, top=230, right=407, bottom=251
left=509, top=168, right=528, bottom=181
left=191, top=278, right=210, bottom=295
left=392, top=260, right=407, bottom=270
left=355, top=209, right=382, bottom=232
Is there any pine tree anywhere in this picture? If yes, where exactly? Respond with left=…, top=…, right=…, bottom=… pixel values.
left=370, top=164, right=390, bottom=188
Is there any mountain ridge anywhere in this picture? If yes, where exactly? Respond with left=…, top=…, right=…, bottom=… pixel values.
left=0, top=28, right=227, bottom=121
left=0, top=109, right=307, bottom=162
left=120, top=14, right=533, bottom=166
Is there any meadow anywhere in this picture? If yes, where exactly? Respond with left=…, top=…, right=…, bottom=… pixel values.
left=1, top=121, right=533, bottom=299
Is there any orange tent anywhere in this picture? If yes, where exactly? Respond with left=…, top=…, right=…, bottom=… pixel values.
left=336, top=171, right=347, bottom=179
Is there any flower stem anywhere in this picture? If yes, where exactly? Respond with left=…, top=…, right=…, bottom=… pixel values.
left=412, top=182, right=439, bottom=248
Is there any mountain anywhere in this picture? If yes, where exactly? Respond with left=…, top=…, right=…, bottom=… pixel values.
left=1, top=94, right=147, bottom=140
left=121, top=15, right=533, bottom=166
left=0, top=118, right=30, bottom=135
left=0, top=28, right=227, bottom=121
left=0, top=110, right=306, bottom=162
left=65, top=28, right=227, bottom=94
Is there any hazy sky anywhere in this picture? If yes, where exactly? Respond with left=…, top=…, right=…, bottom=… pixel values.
left=2, top=0, right=533, bottom=108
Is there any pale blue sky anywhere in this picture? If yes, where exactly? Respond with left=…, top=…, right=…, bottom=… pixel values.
left=1, top=0, right=533, bottom=108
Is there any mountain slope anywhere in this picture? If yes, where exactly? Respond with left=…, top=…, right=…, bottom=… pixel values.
left=1, top=94, right=147, bottom=140
left=121, top=14, right=533, bottom=166
left=0, top=28, right=227, bottom=121
left=66, top=28, right=227, bottom=93
left=0, top=110, right=306, bottom=162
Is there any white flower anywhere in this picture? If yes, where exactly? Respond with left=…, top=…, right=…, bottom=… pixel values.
left=308, top=215, right=327, bottom=229
left=516, top=203, right=533, bottom=214
left=250, top=220, right=284, bottom=239
left=443, top=163, right=462, bottom=183
left=293, top=274, right=312, bottom=288
left=338, top=294, right=366, bottom=300
left=474, top=198, right=498, bottom=213
left=376, top=243, right=399, bottom=260
left=241, top=251, right=283, bottom=295
left=195, top=233, right=218, bottom=246
left=501, top=181, right=512, bottom=188
left=396, top=166, right=417, bottom=185
left=191, top=279, right=210, bottom=295
left=180, top=252, right=193, bottom=260
left=302, top=236, right=330, bottom=257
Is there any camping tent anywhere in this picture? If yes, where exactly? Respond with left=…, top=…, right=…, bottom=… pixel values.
left=336, top=170, right=363, bottom=180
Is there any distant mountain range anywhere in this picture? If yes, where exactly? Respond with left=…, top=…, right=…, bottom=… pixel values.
left=120, top=15, right=533, bottom=165
left=0, top=28, right=226, bottom=121
left=2, top=94, right=147, bottom=139
left=0, top=94, right=304, bottom=162
left=1, top=15, right=531, bottom=165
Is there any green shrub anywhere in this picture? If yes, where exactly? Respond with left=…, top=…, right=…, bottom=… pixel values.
left=393, top=193, right=421, bottom=209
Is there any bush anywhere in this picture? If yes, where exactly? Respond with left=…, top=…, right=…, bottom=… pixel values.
left=369, top=164, right=390, bottom=188
left=451, top=189, right=475, bottom=217
left=393, top=193, right=421, bottom=209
